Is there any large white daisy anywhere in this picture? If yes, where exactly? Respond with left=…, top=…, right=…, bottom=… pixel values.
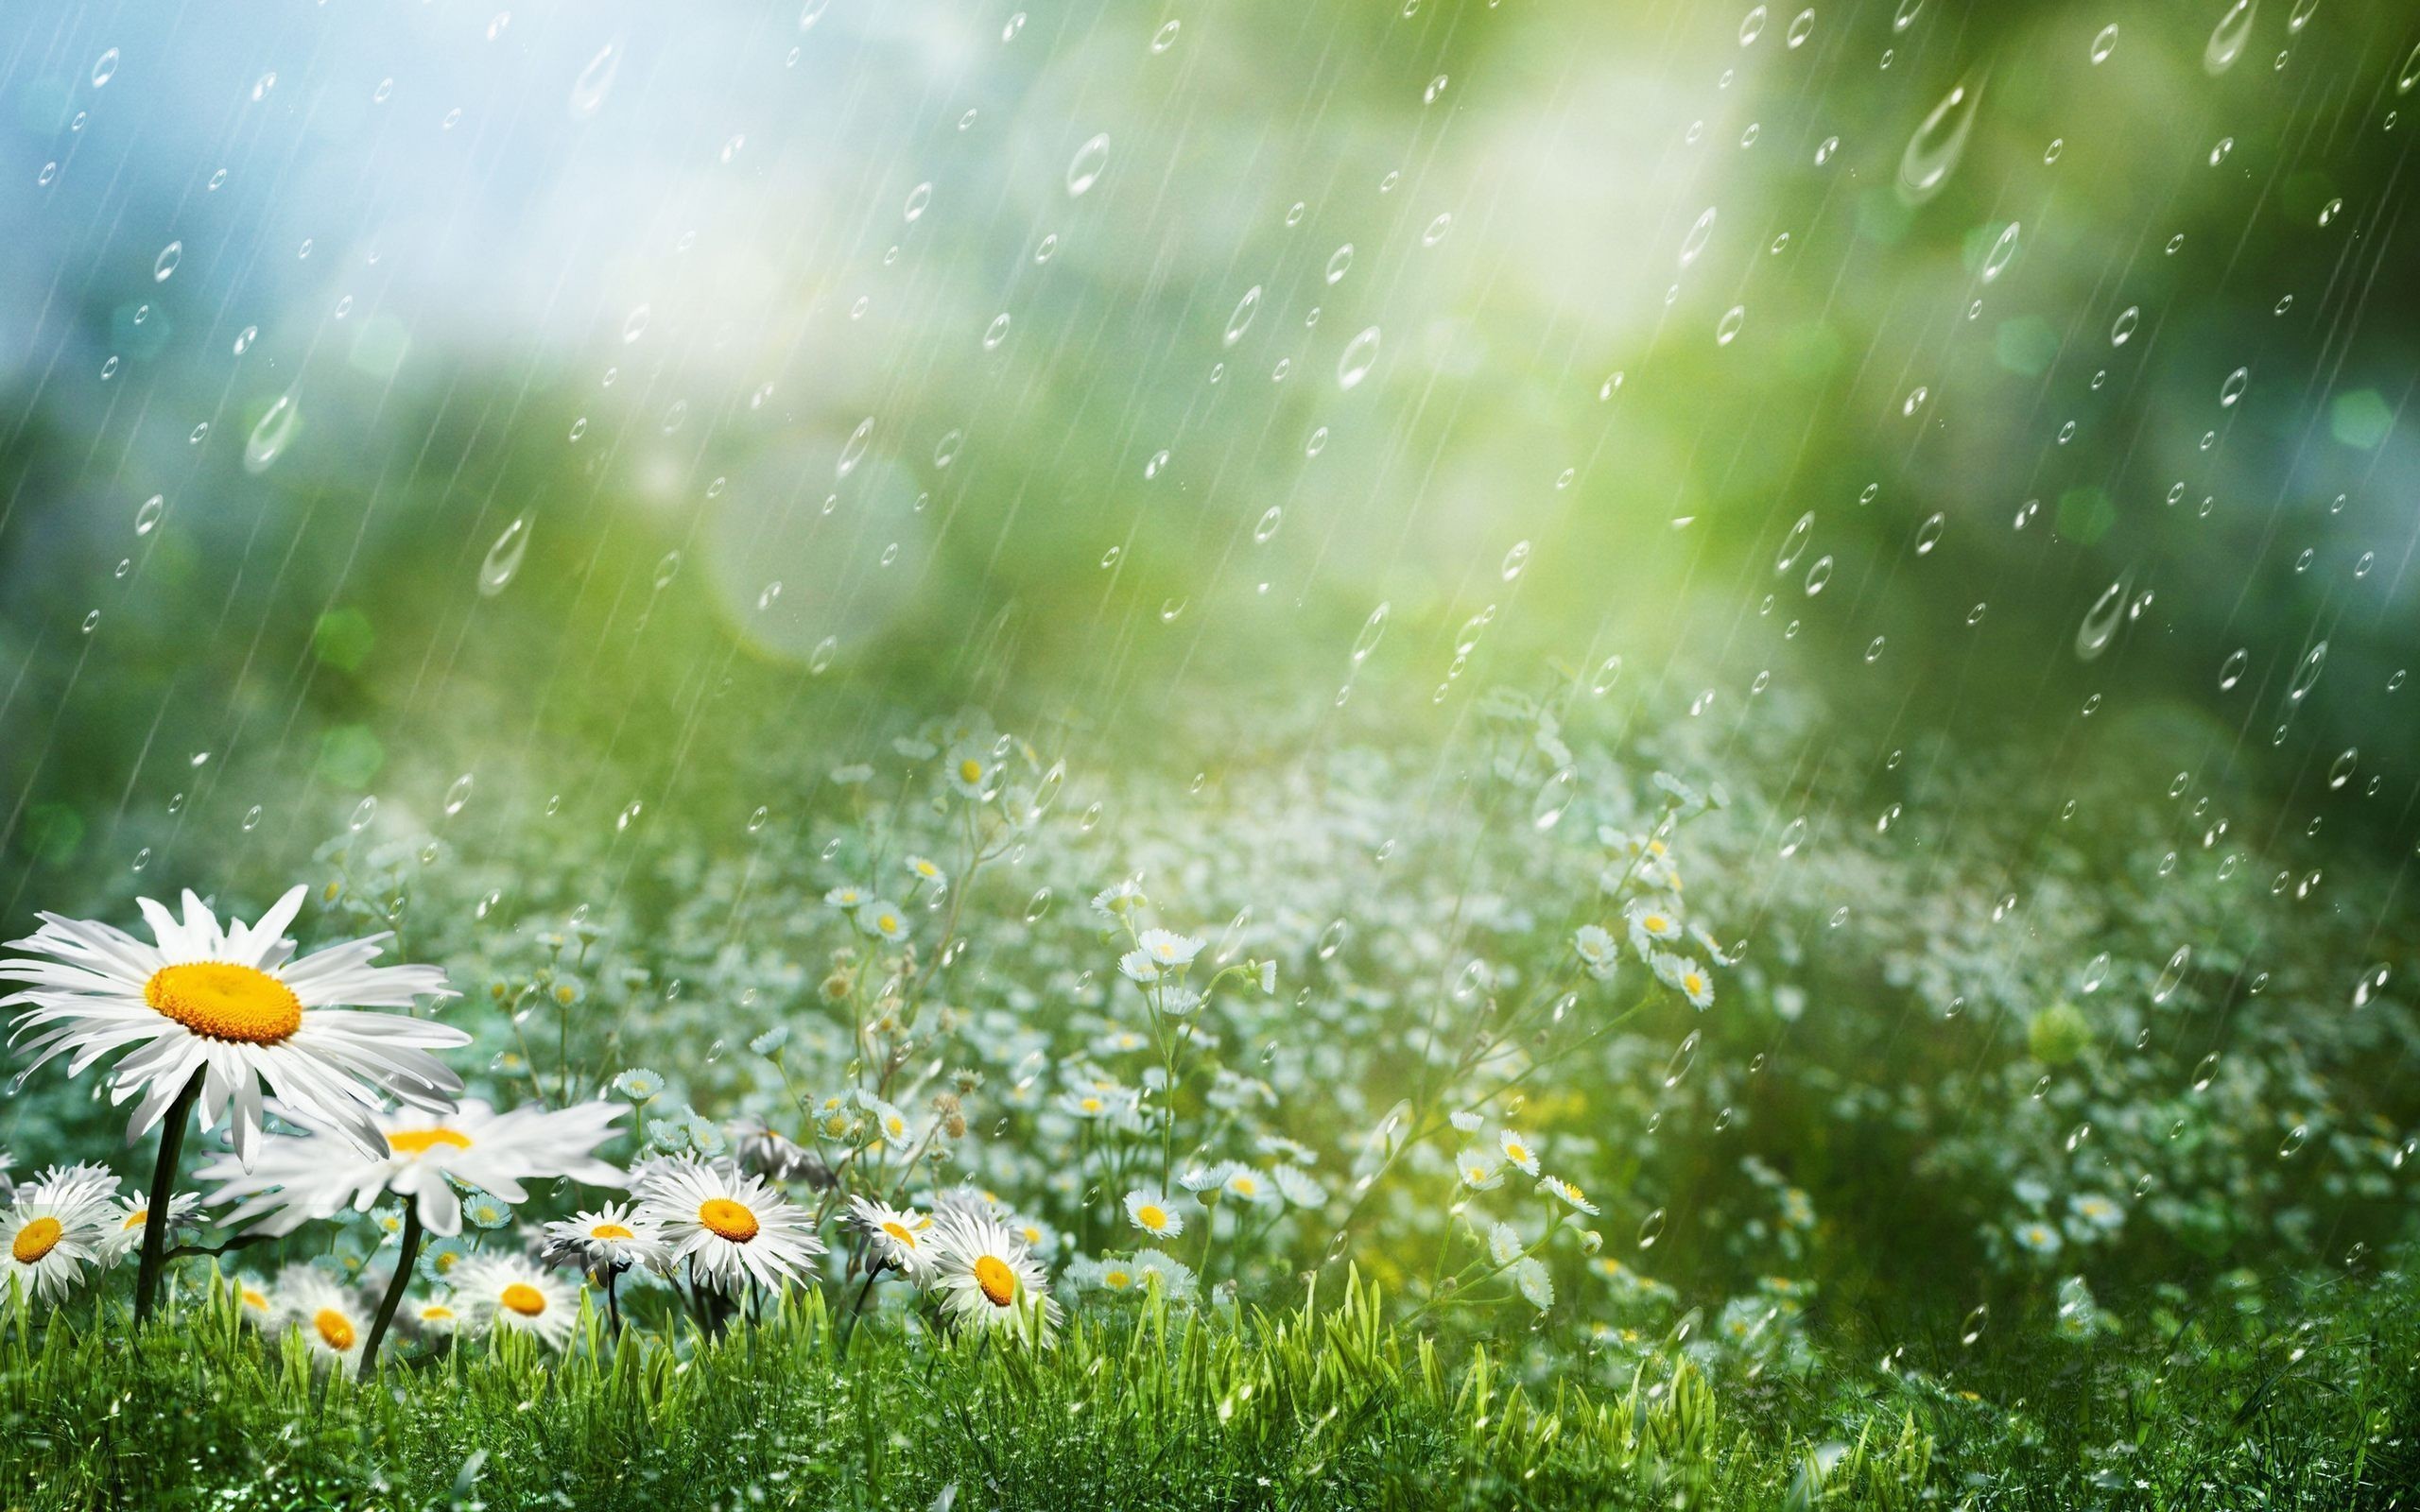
left=0, top=1185, right=114, bottom=1304
left=198, top=1097, right=625, bottom=1237
left=634, top=1159, right=823, bottom=1296
left=453, top=1253, right=579, bottom=1349
left=541, top=1200, right=669, bottom=1275
left=0, top=886, right=465, bottom=1165
left=100, top=1187, right=204, bottom=1263
left=925, top=1207, right=1061, bottom=1345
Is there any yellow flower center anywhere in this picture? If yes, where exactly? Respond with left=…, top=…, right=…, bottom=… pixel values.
left=240, top=1287, right=269, bottom=1312
left=1646, top=915, right=1668, bottom=933
left=590, top=1223, right=634, bottom=1240
left=973, top=1254, right=1018, bottom=1307
left=120, top=1208, right=149, bottom=1231
left=1080, top=1098, right=1104, bottom=1114
left=959, top=759, right=984, bottom=784
left=144, top=961, right=302, bottom=1044
left=1136, top=1204, right=1167, bottom=1230
left=500, top=1283, right=547, bottom=1315
left=385, top=1127, right=474, bottom=1157
left=315, top=1309, right=356, bottom=1351
left=699, top=1197, right=759, bottom=1242
left=881, top=1220, right=919, bottom=1248
left=1231, top=1177, right=1256, bottom=1196
left=876, top=913, right=900, bottom=933
left=11, top=1217, right=63, bottom=1263
left=420, top=1305, right=456, bottom=1322
left=1507, top=1143, right=1530, bottom=1164
left=1684, top=972, right=1706, bottom=995
left=1104, top=1269, right=1132, bottom=1289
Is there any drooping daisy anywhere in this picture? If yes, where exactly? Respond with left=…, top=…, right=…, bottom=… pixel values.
left=541, top=1200, right=669, bottom=1275
left=1135, top=929, right=1202, bottom=971
left=0, top=1186, right=113, bottom=1303
left=1651, top=953, right=1715, bottom=1010
left=925, top=1207, right=1060, bottom=1345
left=1123, top=1189, right=1184, bottom=1240
left=1512, top=1257, right=1555, bottom=1311
left=847, top=1194, right=935, bottom=1277
left=455, top=1254, right=578, bottom=1349
left=635, top=1160, right=824, bottom=1295
left=101, top=1187, right=202, bottom=1263
left=1456, top=1147, right=1505, bottom=1191
left=1498, top=1128, right=1542, bottom=1177
left=1117, top=949, right=1162, bottom=985
left=199, top=1097, right=625, bottom=1238
left=1539, top=1176, right=1600, bottom=1216
left=0, top=885, right=463, bottom=1166
left=277, top=1266, right=370, bottom=1367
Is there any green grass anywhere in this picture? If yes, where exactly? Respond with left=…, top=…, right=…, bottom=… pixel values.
left=3, top=1263, right=2415, bottom=1511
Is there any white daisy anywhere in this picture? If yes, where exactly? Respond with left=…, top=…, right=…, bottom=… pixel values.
left=1539, top=1175, right=1599, bottom=1215
left=1575, top=924, right=1618, bottom=981
left=0, top=886, right=463, bottom=1165
left=276, top=1265, right=370, bottom=1366
left=858, top=901, right=909, bottom=943
left=925, top=1207, right=1061, bottom=1345
left=227, top=1271, right=279, bottom=1332
left=858, top=1093, right=913, bottom=1147
left=1624, top=900, right=1684, bottom=960
left=1270, top=1164, right=1324, bottom=1209
left=1219, top=1165, right=1275, bottom=1206
left=199, top=1097, right=625, bottom=1238
left=409, top=1295, right=462, bottom=1335
left=1651, top=953, right=1714, bottom=1009
left=847, top=1194, right=935, bottom=1278
left=903, top=855, right=947, bottom=886
left=635, top=1160, right=824, bottom=1295
left=1123, top=1189, right=1184, bottom=1239
left=1456, top=1147, right=1505, bottom=1191
left=455, top=1253, right=578, bottom=1349
left=22, top=1161, right=121, bottom=1209
left=823, top=885, right=867, bottom=910
left=1135, top=929, right=1202, bottom=971
left=541, top=1200, right=669, bottom=1274
left=943, top=743, right=995, bottom=799
left=1498, top=1128, right=1541, bottom=1177
left=1512, top=1257, right=1555, bottom=1311
left=101, top=1187, right=203, bottom=1263
left=1117, top=949, right=1161, bottom=985
left=1131, top=1248, right=1199, bottom=1302
left=0, top=1186, right=113, bottom=1303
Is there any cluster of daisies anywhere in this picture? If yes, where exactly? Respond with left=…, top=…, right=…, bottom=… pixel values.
left=0, top=884, right=1065, bottom=1372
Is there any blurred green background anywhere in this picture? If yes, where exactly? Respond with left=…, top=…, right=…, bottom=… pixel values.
left=1, top=0, right=2416, bottom=918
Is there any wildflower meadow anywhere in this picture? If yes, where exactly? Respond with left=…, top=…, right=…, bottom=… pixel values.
left=3, top=1, right=2419, bottom=1508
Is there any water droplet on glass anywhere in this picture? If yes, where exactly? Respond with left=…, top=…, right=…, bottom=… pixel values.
left=1337, top=326, right=1381, bottom=389
left=478, top=518, right=531, bottom=597
left=243, top=392, right=301, bottom=473
left=569, top=41, right=621, bottom=118
left=1064, top=133, right=1111, bottom=196
left=1898, top=77, right=1981, bottom=204
left=153, top=241, right=182, bottom=283
left=2204, top=0, right=2256, bottom=75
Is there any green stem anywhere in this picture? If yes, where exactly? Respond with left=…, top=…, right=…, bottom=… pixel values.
left=358, top=1205, right=424, bottom=1381
left=133, top=1073, right=205, bottom=1325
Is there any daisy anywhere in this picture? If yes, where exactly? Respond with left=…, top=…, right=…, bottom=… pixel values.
left=823, top=885, right=867, bottom=910
left=1651, top=954, right=1715, bottom=1009
left=1219, top=1165, right=1276, bottom=1206
left=859, top=1093, right=913, bottom=1148
left=0, top=1185, right=113, bottom=1303
left=0, top=885, right=463, bottom=1168
left=1131, top=1248, right=1199, bottom=1301
left=1624, top=900, right=1684, bottom=960
left=636, top=1160, right=824, bottom=1295
left=1270, top=1164, right=1324, bottom=1209
left=227, top=1271, right=279, bottom=1331
left=858, top=901, right=909, bottom=943
left=1575, top=925, right=1618, bottom=980
left=903, top=855, right=947, bottom=887
left=455, top=1254, right=578, bottom=1349
left=22, top=1161, right=121, bottom=1209
left=276, top=1266, right=370, bottom=1368
left=1123, top=1189, right=1184, bottom=1240
left=943, top=743, right=995, bottom=800
left=1512, top=1257, right=1555, bottom=1311
left=542, top=1200, right=669, bottom=1275
left=1539, top=1176, right=1599, bottom=1216
left=101, top=1188, right=202, bottom=1263
left=1455, top=1147, right=1505, bottom=1191
left=925, top=1207, right=1060, bottom=1345
left=847, top=1194, right=935, bottom=1278
left=1135, top=929, right=1202, bottom=971
left=199, top=1097, right=626, bottom=1239
left=1498, top=1128, right=1542, bottom=1177
left=1117, top=949, right=1162, bottom=985
left=409, top=1296, right=462, bottom=1335
left=1090, top=880, right=1146, bottom=919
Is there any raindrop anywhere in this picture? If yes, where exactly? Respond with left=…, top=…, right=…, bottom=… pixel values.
left=1253, top=507, right=1283, bottom=544
left=153, top=241, right=182, bottom=283
left=569, top=41, right=621, bottom=118
left=2074, top=576, right=2131, bottom=661
left=1960, top=1304, right=1988, bottom=1345
left=1898, top=77, right=1982, bottom=204
left=1533, top=767, right=1577, bottom=830
left=1775, top=512, right=1814, bottom=573
left=2219, top=367, right=2249, bottom=406
left=1979, top=222, right=2018, bottom=282
left=134, top=495, right=164, bottom=535
left=1223, top=285, right=1262, bottom=347
left=1337, top=326, right=1381, bottom=389
left=1804, top=556, right=1833, bottom=595
left=2204, top=0, right=2256, bottom=75
left=1324, top=244, right=1354, bottom=284
left=1787, top=9, right=1815, bottom=46
left=2110, top=305, right=2139, bottom=345
left=1914, top=512, right=1945, bottom=554
left=1635, top=1209, right=1667, bottom=1248
left=1500, top=541, right=1531, bottom=581
left=1716, top=305, right=1746, bottom=344
left=983, top=313, right=1011, bottom=349
left=242, top=392, right=301, bottom=473
left=1679, top=207, right=1717, bottom=266
left=1590, top=655, right=1623, bottom=695
left=2090, top=24, right=2118, bottom=62
left=2152, top=946, right=2190, bottom=1004
left=1778, top=816, right=1808, bottom=857
left=2287, top=641, right=2327, bottom=701
left=1150, top=20, right=1180, bottom=52
left=478, top=518, right=531, bottom=597
left=93, top=47, right=121, bottom=87
left=904, top=181, right=932, bottom=221
left=443, top=774, right=475, bottom=816
left=1064, top=133, right=1111, bottom=196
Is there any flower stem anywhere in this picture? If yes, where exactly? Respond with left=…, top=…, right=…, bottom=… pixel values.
left=358, top=1205, right=424, bottom=1382
left=132, top=1072, right=204, bottom=1325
